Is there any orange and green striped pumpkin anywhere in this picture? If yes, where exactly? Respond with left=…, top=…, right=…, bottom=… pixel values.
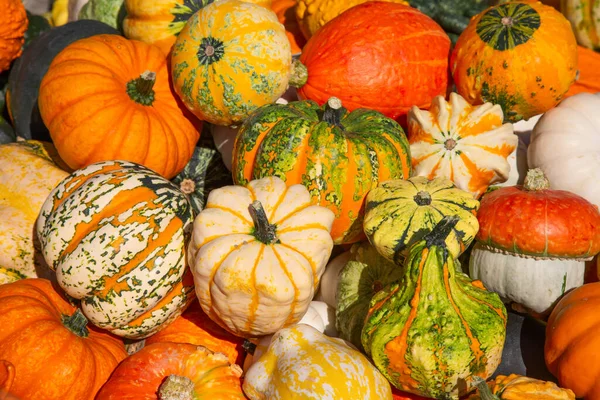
left=361, top=216, right=507, bottom=399
left=36, top=160, right=196, bottom=339
left=232, top=97, right=412, bottom=245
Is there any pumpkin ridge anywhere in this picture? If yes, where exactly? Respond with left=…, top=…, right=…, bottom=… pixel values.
left=205, top=204, right=253, bottom=226
left=43, top=92, right=124, bottom=131
left=272, top=246, right=300, bottom=326
left=39, top=66, right=117, bottom=82
left=454, top=279, right=507, bottom=321
left=277, top=241, right=319, bottom=286
left=91, top=106, right=136, bottom=164
left=265, top=183, right=288, bottom=222
left=246, top=245, right=266, bottom=332
left=269, top=202, right=312, bottom=226
left=145, top=107, right=180, bottom=176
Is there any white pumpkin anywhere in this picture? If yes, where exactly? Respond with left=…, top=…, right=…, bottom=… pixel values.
left=528, top=92, right=600, bottom=209
left=188, top=176, right=335, bottom=338
left=408, top=92, right=518, bottom=198
left=313, top=251, right=350, bottom=308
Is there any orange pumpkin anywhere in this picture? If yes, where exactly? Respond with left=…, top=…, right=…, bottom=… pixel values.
left=545, top=282, right=600, bottom=399
left=564, top=46, right=600, bottom=98
left=0, top=0, right=27, bottom=73
left=450, top=1, right=578, bottom=122
left=145, top=301, right=246, bottom=365
left=271, top=0, right=306, bottom=54
left=96, top=342, right=245, bottom=399
left=38, top=34, right=200, bottom=180
left=0, top=279, right=127, bottom=400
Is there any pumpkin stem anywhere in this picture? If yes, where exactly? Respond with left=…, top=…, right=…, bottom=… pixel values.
left=249, top=200, right=278, bottom=244
left=243, top=339, right=256, bottom=355
left=322, top=97, right=344, bottom=127
left=158, top=375, right=195, bottom=400
left=424, top=215, right=460, bottom=249
left=288, top=59, right=308, bottom=88
left=414, top=191, right=432, bottom=206
left=472, top=376, right=500, bottom=400
left=523, top=168, right=550, bottom=191
left=126, top=70, right=156, bottom=106
left=62, top=309, right=89, bottom=338
left=179, top=178, right=196, bottom=195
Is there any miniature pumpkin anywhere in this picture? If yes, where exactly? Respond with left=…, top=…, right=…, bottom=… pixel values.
left=297, top=2, right=450, bottom=122
left=145, top=301, right=245, bottom=365
left=36, top=160, right=196, bottom=339
left=123, top=0, right=271, bottom=55
left=363, top=176, right=480, bottom=262
left=0, top=141, right=69, bottom=284
left=271, top=0, right=305, bottom=54
left=38, top=34, right=199, bottom=179
left=233, top=97, right=411, bottom=244
left=470, top=169, right=600, bottom=314
left=171, top=0, right=297, bottom=126
left=468, top=375, right=576, bottom=399
left=96, top=342, right=245, bottom=399
left=408, top=93, right=518, bottom=198
left=362, top=216, right=507, bottom=398
left=545, top=282, right=600, bottom=398
left=450, top=1, right=578, bottom=122
left=243, top=324, right=393, bottom=399
left=528, top=92, right=600, bottom=209
left=0, top=279, right=127, bottom=400
left=335, top=242, right=403, bottom=351
left=188, top=176, right=335, bottom=338
left=0, top=0, right=27, bottom=73
left=562, top=0, right=600, bottom=50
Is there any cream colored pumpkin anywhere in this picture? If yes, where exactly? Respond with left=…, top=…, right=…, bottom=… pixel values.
left=243, top=324, right=392, bottom=399
left=408, top=92, right=518, bottom=198
left=298, top=301, right=337, bottom=337
left=313, top=251, right=350, bottom=308
left=188, top=176, right=335, bottom=338
left=528, top=92, right=600, bottom=209
left=0, top=141, right=69, bottom=284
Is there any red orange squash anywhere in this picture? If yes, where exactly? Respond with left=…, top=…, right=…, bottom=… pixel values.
left=0, top=0, right=27, bottom=72
left=297, top=1, right=451, bottom=122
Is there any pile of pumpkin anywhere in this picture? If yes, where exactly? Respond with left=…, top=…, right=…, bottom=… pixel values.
left=1, top=0, right=600, bottom=398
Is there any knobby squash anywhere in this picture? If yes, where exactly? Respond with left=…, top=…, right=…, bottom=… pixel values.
left=0, top=0, right=27, bottom=73
left=467, top=375, right=576, bottom=399
left=362, top=216, right=507, bottom=399
left=233, top=97, right=411, bottom=244
left=36, top=160, right=196, bottom=339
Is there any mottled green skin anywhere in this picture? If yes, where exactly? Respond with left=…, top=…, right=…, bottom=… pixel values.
left=335, top=242, right=403, bottom=352
left=169, top=0, right=213, bottom=35
left=79, top=0, right=126, bottom=31
left=233, top=99, right=412, bottom=244
left=476, top=3, right=540, bottom=51
left=362, top=219, right=507, bottom=399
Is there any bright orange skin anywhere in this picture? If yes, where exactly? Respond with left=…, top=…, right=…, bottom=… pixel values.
left=564, top=46, right=600, bottom=98
left=297, top=2, right=450, bottom=122
left=477, top=186, right=600, bottom=258
left=145, top=301, right=246, bottom=365
left=271, top=0, right=306, bottom=54
left=0, top=0, right=27, bottom=73
left=38, top=34, right=200, bottom=179
left=0, top=279, right=127, bottom=400
left=545, top=282, right=600, bottom=398
left=96, top=342, right=245, bottom=400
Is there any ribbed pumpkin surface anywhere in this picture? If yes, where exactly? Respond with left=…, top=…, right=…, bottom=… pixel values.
left=233, top=99, right=411, bottom=244
left=36, top=160, right=196, bottom=339
left=298, top=1, right=450, bottom=121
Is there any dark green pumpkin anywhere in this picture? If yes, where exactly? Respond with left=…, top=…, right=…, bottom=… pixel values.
left=6, top=20, right=119, bottom=141
left=0, top=116, right=15, bottom=144
left=362, top=216, right=507, bottom=399
left=23, top=11, right=51, bottom=48
left=232, top=97, right=412, bottom=245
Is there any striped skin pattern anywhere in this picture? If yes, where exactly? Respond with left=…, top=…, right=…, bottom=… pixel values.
left=243, top=324, right=393, bottom=399
left=36, top=160, right=195, bottom=339
left=188, top=176, right=334, bottom=338
left=0, top=141, right=68, bottom=284
left=408, top=93, right=518, bottom=199
left=362, top=219, right=507, bottom=399
left=232, top=99, right=411, bottom=245
left=562, top=0, right=600, bottom=50
left=171, top=0, right=291, bottom=126
left=364, top=177, right=479, bottom=262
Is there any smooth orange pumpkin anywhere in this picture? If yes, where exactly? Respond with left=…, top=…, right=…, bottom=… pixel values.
left=545, top=282, right=600, bottom=398
left=564, top=46, right=600, bottom=98
left=0, top=279, right=127, bottom=400
left=38, top=34, right=200, bottom=180
left=271, top=0, right=306, bottom=54
left=0, top=0, right=27, bottom=73
left=96, top=342, right=245, bottom=399
left=145, top=301, right=246, bottom=365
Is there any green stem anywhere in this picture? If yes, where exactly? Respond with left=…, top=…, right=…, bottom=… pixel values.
left=243, top=339, right=256, bottom=355
left=322, top=97, right=344, bottom=127
left=472, top=376, right=500, bottom=400
left=523, top=168, right=550, bottom=191
left=126, top=70, right=156, bottom=106
left=62, top=309, right=89, bottom=338
left=288, top=59, right=308, bottom=88
left=158, top=375, right=195, bottom=400
left=249, top=201, right=278, bottom=244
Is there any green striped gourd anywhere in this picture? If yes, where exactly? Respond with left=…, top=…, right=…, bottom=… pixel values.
left=363, top=176, right=479, bottom=262
left=362, top=216, right=507, bottom=399
left=233, top=97, right=412, bottom=245
left=36, top=160, right=195, bottom=339
left=561, top=0, right=600, bottom=50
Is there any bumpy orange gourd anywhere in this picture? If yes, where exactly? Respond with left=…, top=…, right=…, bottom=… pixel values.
left=38, top=34, right=200, bottom=179
left=468, top=375, right=576, bottom=399
left=0, top=0, right=27, bottom=72
left=545, top=282, right=600, bottom=399
left=450, top=1, right=578, bottom=122
left=0, top=279, right=127, bottom=400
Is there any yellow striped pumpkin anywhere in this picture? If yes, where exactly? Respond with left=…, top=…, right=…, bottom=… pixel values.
left=36, top=160, right=196, bottom=339
left=408, top=93, right=518, bottom=198
left=188, top=176, right=335, bottom=338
